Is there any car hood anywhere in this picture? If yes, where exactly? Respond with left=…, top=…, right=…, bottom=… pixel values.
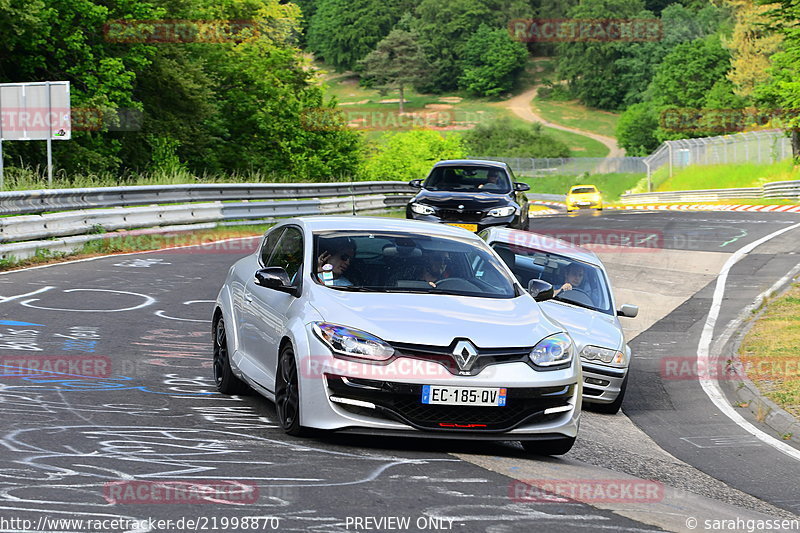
left=539, top=300, right=623, bottom=351
left=308, top=288, right=561, bottom=348
left=412, top=190, right=512, bottom=209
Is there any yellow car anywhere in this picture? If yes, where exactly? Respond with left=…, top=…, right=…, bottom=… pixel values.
left=566, top=184, right=603, bottom=212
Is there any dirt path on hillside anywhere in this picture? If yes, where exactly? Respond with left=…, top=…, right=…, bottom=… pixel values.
left=505, top=86, right=625, bottom=158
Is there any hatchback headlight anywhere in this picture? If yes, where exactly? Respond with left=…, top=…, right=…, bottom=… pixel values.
left=410, top=203, right=435, bottom=215
left=312, top=322, right=395, bottom=362
left=529, top=333, right=574, bottom=367
left=488, top=206, right=517, bottom=217
left=581, top=345, right=626, bottom=366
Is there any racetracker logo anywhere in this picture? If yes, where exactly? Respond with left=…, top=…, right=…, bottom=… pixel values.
left=659, top=107, right=800, bottom=133
left=103, top=480, right=259, bottom=504
left=508, top=229, right=664, bottom=253
left=299, top=355, right=456, bottom=380
left=509, top=18, right=662, bottom=42
left=0, top=356, right=111, bottom=378
left=104, top=20, right=258, bottom=43
left=301, top=108, right=457, bottom=131
left=662, top=357, right=800, bottom=381
left=509, top=479, right=664, bottom=503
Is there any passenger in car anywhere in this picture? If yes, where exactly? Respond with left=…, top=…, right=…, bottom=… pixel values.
left=316, top=237, right=356, bottom=286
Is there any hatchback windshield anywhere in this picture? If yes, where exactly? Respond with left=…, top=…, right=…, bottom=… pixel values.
left=423, top=166, right=511, bottom=193
left=571, top=187, right=598, bottom=194
left=491, top=243, right=612, bottom=314
left=313, top=231, right=518, bottom=298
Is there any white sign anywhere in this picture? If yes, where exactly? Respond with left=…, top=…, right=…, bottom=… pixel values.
left=0, top=81, right=71, bottom=141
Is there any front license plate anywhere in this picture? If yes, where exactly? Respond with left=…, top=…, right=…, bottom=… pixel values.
left=446, top=223, right=478, bottom=232
left=421, top=385, right=507, bottom=406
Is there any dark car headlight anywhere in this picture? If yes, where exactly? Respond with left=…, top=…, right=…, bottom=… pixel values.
left=410, top=203, right=436, bottom=215
left=488, top=206, right=517, bottom=217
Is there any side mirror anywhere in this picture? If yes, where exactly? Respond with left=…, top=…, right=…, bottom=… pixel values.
left=409, top=179, right=423, bottom=189
left=617, top=304, right=638, bottom=318
left=514, top=182, right=530, bottom=192
left=254, top=267, right=299, bottom=297
left=527, top=279, right=554, bottom=302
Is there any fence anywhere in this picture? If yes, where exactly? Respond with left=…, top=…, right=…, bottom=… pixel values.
left=480, top=129, right=794, bottom=188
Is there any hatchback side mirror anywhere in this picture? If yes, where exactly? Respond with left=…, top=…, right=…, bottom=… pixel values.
left=409, top=179, right=423, bottom=189
left=514, top=182, right=530, bottom=192
left=617, top=304, right=638, bottom=318
left=255, top=267, right=300, bottom=297
left=527, top=279, right=554, bottom=302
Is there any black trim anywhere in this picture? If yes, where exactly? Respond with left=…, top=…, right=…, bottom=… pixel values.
left=581, top=364, right=627, bottom=378
left=332, top=428, right=572, bottom=441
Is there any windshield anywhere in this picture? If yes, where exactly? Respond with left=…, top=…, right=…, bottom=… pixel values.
left=571, top=187, right=598, bottom=194
left=491, top=243, right=613, bottom=314
left=423, top=166, right=511, bottom=193
left=313, top=231, right=518, bottom=298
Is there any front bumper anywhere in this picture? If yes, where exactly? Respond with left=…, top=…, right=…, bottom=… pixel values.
left=406, top=209, right=520, bottom=232
left=580, top=361, right=626, bottom=405
left=300, top=334, right=580, bottom=438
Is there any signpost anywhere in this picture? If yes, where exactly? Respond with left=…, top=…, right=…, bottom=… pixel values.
left=0, top=81, right=71, bottom=189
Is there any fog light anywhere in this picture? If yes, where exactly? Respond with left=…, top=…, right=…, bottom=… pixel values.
left=585, top=377, right=609, bottom=387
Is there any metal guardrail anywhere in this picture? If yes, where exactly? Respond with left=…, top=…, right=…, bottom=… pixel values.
left=763, top=181, right=800, bottom=199
left=620, top=187, right=763, bottom=204
left=0, top=181, right=413, bottom=216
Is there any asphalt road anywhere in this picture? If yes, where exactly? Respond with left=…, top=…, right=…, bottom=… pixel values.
left=0, top=209, right=797, bottom=532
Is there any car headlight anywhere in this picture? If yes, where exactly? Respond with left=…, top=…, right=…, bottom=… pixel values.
left=410, top=203, right=435, bottom=215
left=529, top=333, right=574, bottom=367
left=581, top=345, right=626, bottom=366
left=488, top=206, right=517, bottom=217
left=312, top=322, right=395, bottom=362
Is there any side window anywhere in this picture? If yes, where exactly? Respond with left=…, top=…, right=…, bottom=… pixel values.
left=260, top=228, right=285, bottom=266
left=267, top=227, right=304, bottom=283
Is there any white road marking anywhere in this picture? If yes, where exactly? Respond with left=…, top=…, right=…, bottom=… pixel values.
left=697, top=220, right=800, bottom=461
left=20, top=288, right=156, bottom=312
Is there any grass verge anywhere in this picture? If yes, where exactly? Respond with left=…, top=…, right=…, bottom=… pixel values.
left=532, top=98, right=620, bottom=139
left=648, top=160, right=800, bottom=192
left=739, top=282, right=800, bottom=418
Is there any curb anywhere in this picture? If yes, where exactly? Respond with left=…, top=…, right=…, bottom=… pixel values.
left=719, top=268, right=800, bottom=446
left=610, top=203, right=800, bottom=213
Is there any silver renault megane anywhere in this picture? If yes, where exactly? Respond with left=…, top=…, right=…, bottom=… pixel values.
left=212, top=216, right=581, bottom=455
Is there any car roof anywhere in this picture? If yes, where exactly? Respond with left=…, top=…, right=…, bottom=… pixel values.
left=432, top=159, right=509, bottom=169
left=483, top=227, right=602, bottom=266
left=279, top=216, right=484, bottom=240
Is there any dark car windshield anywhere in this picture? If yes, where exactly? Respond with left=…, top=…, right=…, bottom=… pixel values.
left=424, top=166, right=511, bottom=193
left=313, top=231, right=518, bottom=298
left=491, top=243, right=613, bottom=314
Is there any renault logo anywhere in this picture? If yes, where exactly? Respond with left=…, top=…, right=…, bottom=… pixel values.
left=452, top=340, right=479, bottom=371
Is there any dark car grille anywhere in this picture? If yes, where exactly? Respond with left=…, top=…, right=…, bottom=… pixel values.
left=437, top=208, right=485, bottom=222
left=327, top=376, right=574, bottom=432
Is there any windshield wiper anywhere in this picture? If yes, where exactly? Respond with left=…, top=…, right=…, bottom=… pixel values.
left=331, top=286, right=384, bottom=292
left=552, top=296, right=598, bottom=311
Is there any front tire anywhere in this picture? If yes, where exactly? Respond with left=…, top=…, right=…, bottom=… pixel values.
left=275, top=343, right=307, bottom=436
left=213, top=317, right=249, bottom=395
left=521, top=436, right=576, bottom=456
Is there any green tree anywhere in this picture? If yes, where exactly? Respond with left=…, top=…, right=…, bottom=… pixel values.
left=307, top=0, right=413, bottom=71
left=357, top=29, right=425, bottom=113
left=616, top=102, right=659, bottom=155
left=360, top=129, right=465, bottom=182
left=458, top=25, right=528, bottom=97
left=462, top=117, right=571, bottom=158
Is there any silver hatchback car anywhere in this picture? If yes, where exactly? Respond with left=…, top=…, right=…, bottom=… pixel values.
left=481, top=227, right=638, bottom=414
left=213, top=217, right=581, bottom=455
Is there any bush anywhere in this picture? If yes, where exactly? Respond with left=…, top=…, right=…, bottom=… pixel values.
left=360, top=130, right=466, bottom=182
left=462, top=117, right=571, bottom=158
